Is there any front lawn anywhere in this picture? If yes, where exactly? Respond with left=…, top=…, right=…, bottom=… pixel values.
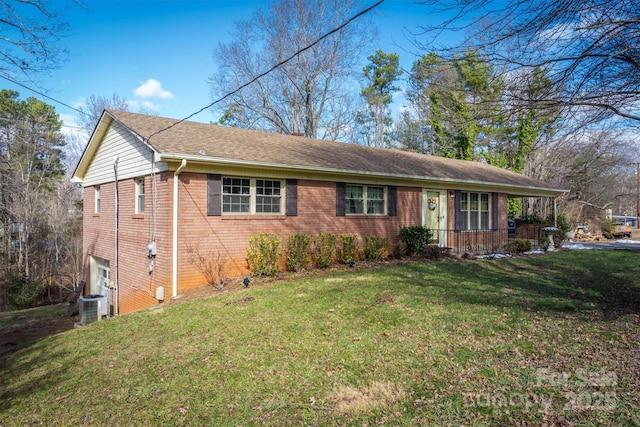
left=1, top=250, right=638, bottom=425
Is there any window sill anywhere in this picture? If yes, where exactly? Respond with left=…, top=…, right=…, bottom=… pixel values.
left=132, top=214, right=145, bottom=219
left=221, top=215, right=285, bottom=220
left=345, top=214, right=388, bottom=217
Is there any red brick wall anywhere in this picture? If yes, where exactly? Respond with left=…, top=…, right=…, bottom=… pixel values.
left=174, top=174, right=423, bottom=289
left=83, top=173, right=510, bottom=314
left=82, top=173, right=172, bottom=314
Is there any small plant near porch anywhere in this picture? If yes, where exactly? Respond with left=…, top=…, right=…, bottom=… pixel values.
left=504, top=239, right=533, bottom=254
left=363, top=236, right=390, bottom=261
left=399, top=226, right=433, bottom=256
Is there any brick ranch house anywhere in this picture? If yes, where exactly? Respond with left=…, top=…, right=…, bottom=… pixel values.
left=72, top=110, right=565, bottom=314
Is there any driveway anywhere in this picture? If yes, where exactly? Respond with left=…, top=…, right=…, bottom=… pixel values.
left=563, top=239, right=640, bottom=251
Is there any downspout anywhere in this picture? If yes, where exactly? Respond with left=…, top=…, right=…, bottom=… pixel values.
left=172, top=159, right=187, bottom=298
left=113, top=157, right=120, bottom=316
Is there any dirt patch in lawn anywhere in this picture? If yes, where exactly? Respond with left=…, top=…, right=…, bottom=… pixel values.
left=0, top=304, right=77, bottom=360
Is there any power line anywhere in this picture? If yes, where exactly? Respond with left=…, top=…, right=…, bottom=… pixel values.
left=0, top=74, right=94, bottom=119
left=146, top=0, right=384, bottom=142
left=1, top=0, right=383, bottom=141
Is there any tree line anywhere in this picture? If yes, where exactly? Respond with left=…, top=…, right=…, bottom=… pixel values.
left=0, top=90, right=82, bottom=310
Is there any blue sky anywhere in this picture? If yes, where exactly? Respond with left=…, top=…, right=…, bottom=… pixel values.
left=3, top=0, right=438, bottom=136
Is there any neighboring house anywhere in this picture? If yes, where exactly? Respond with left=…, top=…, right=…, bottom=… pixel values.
left=72, top=110, right=565, bottom=314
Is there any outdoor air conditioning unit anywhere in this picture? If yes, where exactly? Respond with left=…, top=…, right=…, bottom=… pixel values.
left=79, top=296, right=98, bottom=324
left=79, top=295, right=108, bottom=325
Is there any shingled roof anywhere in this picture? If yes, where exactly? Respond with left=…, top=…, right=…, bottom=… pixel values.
left=77, top=110, right=565, bottom=197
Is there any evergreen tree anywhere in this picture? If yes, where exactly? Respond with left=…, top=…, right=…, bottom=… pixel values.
left=360, top=50, right=402, bottom=148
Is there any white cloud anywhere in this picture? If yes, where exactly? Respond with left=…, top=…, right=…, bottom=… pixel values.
left=142, top=100, right=157, bottom=110
left=134, top=78, right=174, bottom=100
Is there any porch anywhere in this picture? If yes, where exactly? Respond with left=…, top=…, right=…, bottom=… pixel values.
left=431, top=227, right=545, bottom=255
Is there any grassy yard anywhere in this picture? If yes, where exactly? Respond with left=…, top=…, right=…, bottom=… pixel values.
left=1, top=250, right=639, bottom=426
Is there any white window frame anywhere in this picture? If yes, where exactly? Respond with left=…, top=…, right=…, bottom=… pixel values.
left=94, top=185, right=101, bottom=213
left=135, top=177, right=145, bottom=214
left=346, top=184, right=387, bottom=215
left=459, top=191, right=491, bottom=230
left=222, top=177, right=284, bottom=215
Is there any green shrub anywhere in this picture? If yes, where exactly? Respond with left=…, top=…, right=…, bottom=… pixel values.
left=399, top=226, right=433, bottom=255
left=515, top=214, right=545, bottom=225
left=6, top=275, right=47, bottom=310
left=363, top=236, right=390, bottom=261
left=549, top=213, right=572, bottom=247
left=338, top=234, right=359, bottom=264
left=285, top=233, right=313, bottom=272
left=314, top=232, right=337, bottom=268
left=504, top=239, right=532, bottom=254
left=246, top=233, right=281, bottom=276
left=602, top=217, right=616, bottom=239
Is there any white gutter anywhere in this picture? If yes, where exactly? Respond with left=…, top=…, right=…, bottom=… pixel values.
left=172, top=159, right=187, bottom=298
left=158, top=153, right=567, bottom=197
left=113, top=157, right=120, bottom=316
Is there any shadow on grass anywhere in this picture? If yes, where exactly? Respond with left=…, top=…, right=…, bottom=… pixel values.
left=0, top=304, right=77, bottom=360
left=397, top=250, right=640, bottom=319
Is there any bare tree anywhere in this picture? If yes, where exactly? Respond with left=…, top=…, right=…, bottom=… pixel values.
left=413, top=0, right=640, bottom=126
left=76, top=93, right=130, bottom=134
left=209, top=0, right=375, bottom=140
left=45, top=179, right=83, bottom=298
left=529, top=124, right=636, bottom=223
left=0, top=0, right=77, bottom=83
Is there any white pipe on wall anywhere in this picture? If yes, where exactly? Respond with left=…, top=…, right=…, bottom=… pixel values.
left=113, top=157, right=120, bottom=316
left=172, top=159, right=187, bottom=298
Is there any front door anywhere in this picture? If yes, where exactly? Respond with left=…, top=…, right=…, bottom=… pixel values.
left=423, top=190, right=447, bottom=245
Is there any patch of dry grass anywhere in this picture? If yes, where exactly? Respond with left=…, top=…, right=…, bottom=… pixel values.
left=327, top=381, right=407, bottom=415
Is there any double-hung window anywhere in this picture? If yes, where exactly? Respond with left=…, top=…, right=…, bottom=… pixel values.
left=459, top=192, right=490, bottom=230
left=255, top=179, right=282, bottom=213
left=222, top=177, right=283, bottom=214
left=222, top=177, right=251, bottom=213
left=345, top=184, right=386, bottom=215
left=135, top=178, right=145, bottom=214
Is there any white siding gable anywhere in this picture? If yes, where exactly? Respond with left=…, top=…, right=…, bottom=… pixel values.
left=82, top=120, right=166, bottom=186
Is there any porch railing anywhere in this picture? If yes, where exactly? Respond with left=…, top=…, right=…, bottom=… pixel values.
left=431, top=227, right=544, bottom=255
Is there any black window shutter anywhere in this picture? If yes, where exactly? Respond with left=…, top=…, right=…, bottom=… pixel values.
left=454, top=190, right=461, bottom=230
left=286, top=179, right=298, bottom=216
left=388, top=186, right=397, bottom=216
left=207, top=174, right=222, bottom=216
left=492, top=192, right=499, bottom=230
left=336, top=182, right=346, bottom=216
